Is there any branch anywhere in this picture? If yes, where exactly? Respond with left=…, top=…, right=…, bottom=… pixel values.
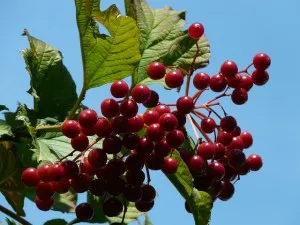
left=66, top=88, right=86, bottom=120
left=0, top=205, right=32, bottom=225
left=185, top=42, right=200, bottom=96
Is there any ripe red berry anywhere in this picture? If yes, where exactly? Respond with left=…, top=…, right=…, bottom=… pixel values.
left=165, top=70, right=184, bottom=88
left=52, top=178, right=70, bottom=194
left=217, top=131, right=233, bottom=146
left=227, top=136, right=244, bottom=151
left=122, top=132, right=140, bottom=149
left=22, top=168, right=40, bottom=187
left=103, top=135, right=122, bottom=154
left=136, top=137, right=154, bottom=155
left=141, top=184, right=156, bottom=203
left=231, top=126, right=241, bottom=137
left=214, top=142, right=226, bottom=159
left=111, top=116, right=129, bottom=134
left=188, top=22, right=205, bottom=39
left=131, top=84, right=151, bottom=103
left=209, top=74, right=227, bottom=92
left=94, top=117, right=112, bottom=137
left=201, top=117, right=216, bottom=133
left=35, top=196, right=54, bottom=211
left=143, top=90, right=159, bottom=108
left=231, top=88, right=248, bottom=105
left=240, top=75, right=253, bottom=91
left=128, top=115, right=144, bottom=133
left=187, top=155, right=206, bottom=176
left=88, top=148, right=107, bottom=168
left=146, top=123, right=165, bottom=142
left=61, top=160, right=79, bottom=179
left=81, top=126, right=96, bottom=136
left=197, top=142, right=216, bottom=159
left=105, top=177, right=126, bottom=196
left=220, top=116, right=237, bottom=132
left=147, top=62, right=166, bottom=80
left=50, top=163, right=66, bottom=181
left=71, top=133, right=89, bottom=151
left=126, top=170, right=145, bottom=186
left=103, top=198, right=123, bottom=217
left=107, top=159, right=126, bottom=177
left=71, top=173, right=92, bottom=193
left=252, top=70, right=269, bottom=86
left=253, top=53, right=271, bottom=70
left=61, top=120, right=80, bottom=138
left=80, top=158, right=96, bottom=176
left=124, top=185, right=143, bottom=202
left=78, top=109, right=98, bottom=128
left=120, top=99, right=138, bottom=118
left=193, top=72, right=210, bottom=90
left=145, top=153, right=164, bottom=170
left=239, top=131, right=253, bottom=148
left=101, top=98, right=119, bottom=118
left=125, top=153, right=144, bottom=171
left=143, top=109, right=160, bottom=126
left=162, top=157, right=178, bottom=174
left=159, top=113, right=178, bottom=131
left=76, top=203, right=94, bottom=221
left=166, top=129, right=185, bottom=148
left=176, top=96, right=194, bottom=114
left=226, top=149, right=246, bottom=168
left=135, top=200, right=155, bottom=212
left=246, top=154, right=263, bottom=171
left=208, top=162, right=225, bottom=180
left=172, top=111, right=186, bottom=127
left=110, top=80, right=129, bottom=98
left=218, top=182, right=235, bottom=201
left=38, top=164, right=53, bottom=182
left=226, top=73, right=241, bottom=88
left=36, top=182, right=55, bottom=200
left=154, top=139, right=171, bottom=157
left=155, top=104, right=171, bottom=116
left=220, top=60, right=238, bottom=78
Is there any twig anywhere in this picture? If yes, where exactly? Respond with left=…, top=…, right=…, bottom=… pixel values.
left=59, top=149, right=76, bottom=162
left=0, top=205, right=32, bottom=225
left=72, top=137, right=102, bottom=161
left=145, top=166, right=151, bottom=184
left=185, top=42, right=200, bottom=96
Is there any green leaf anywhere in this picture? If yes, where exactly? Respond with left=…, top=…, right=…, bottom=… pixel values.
left=0, top=105, right=9, bottom=111
left=5, top=218, right=18, bottom=225
left=15, top=104, right=37, bottom=139
left=187, top=190, right=212, bottom=225
left=144, top=215, right=153, bottom=225
left=22, top=29, right=77, bottom=120
left=0, top=142, right=18, bottom=185
left=181, top=134, right=196, bottom=154
left=86, top=193, right=108, bottom=224
left=74, top=0, right=141, bottom=89
left=126, top=0, right=210, bottom=85
left=0, top=120, right=13, bottom=139
left=44, top=219, right=67, bottom=225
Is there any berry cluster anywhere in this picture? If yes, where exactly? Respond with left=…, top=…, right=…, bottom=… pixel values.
left=21, top=22, right=270, bottom=223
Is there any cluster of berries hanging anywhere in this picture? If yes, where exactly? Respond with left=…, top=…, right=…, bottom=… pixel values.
left=21, top=22, right=270, bottom=223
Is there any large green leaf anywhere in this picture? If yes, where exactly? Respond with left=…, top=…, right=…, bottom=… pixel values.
left=44, top=219, right=67, bottom=225
left=125, top=0, right=210, bottom=85
left=74, top=0, right=141, bottom=89
left=86, top=193, right=108, bottom=224
left=0, top=120, right=13, bottom=139
left=0, top=105, right=8, bottom=111
left=0, top=142, right=18, bottom=185
left=22, top=30, right=77, bottom=120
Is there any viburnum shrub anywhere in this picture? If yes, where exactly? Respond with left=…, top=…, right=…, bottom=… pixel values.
left=0, top=0, right=270, bottom=225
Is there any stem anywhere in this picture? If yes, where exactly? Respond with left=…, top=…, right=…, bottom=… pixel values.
left=0, top=205, right=32, bottom=225
left=121, top=197, right=128, bottom=225
left=145, top=166, right=151, bottom=184
left=206, top=87, right=230, bottom=105
left=239, top=63, right=253, bottom=74
left=35, top=124, right=61, bottom=132
left=66, top=88, right=86, bottom=120
left=206, top=106, right=222, bottom=119
left=192, top=110, right=206, bottom=120
left=185, top=42, right=200, bottom=96
left=72, top=137, right=102, bottom=161
left=190, top=115, right=213, bottom=143
left=192, top=89, right=205, bottom=103
left=187, top=114, right=200, bottom=140
left=59, top=149, right=76, bottom=162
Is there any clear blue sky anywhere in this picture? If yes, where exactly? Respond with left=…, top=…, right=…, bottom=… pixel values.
left=0, top=0, right=299, bottom=225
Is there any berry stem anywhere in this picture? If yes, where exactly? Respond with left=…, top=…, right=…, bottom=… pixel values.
left=121, top=197, right=128, bottom=225
left=190, top=115, right=213, bottom=143
left=72, top=137, right=102, bottom=162
left=239, top=63, right=253, bottom=74
left=187, top=114, right=200, bottom=140
left=206, top=106, right=222, bottom=119
left=59, top=149, right=77, bottom=162
left=66, top=88, right=86, bottom=120
left=206, top=87, right=230, bottom=105
left=192, top=89, right=205, bottom=103
left=35, top=124, right=62, bottom=132
left=0, top=205, right=32, bottom=225
left=192, top=110, right=206, bottom=120
left=185, top=41, right=200, bottom=96
left=145, top=166, right=151, bottom=185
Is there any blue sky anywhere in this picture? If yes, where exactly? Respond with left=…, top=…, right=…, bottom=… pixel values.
left=0, top=0, right=299, bottom=225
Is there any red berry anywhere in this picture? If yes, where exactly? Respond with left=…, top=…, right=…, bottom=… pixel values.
left=141, top=184, right=156, bottom=202
left=165, top=70, right=184, bottom=88
left=247, top=154, right=263, bottom=171
left=81, top=126, right=96, bottom=136
left=22, top=168, right=40, bottom=187
left=122, top=132, right=140, bottom=149
left=252, top=70, right=269, bottom=86
left=78, top=109, right=98, bottom=128
left=154, top=139, right=171, bottom=157
left=125, top=153, right=144, bottom=171
left=76, top=203, right=94, bottom=221
left=88, top=148, right=107, bottom=168
left=52, top=178, right=70, bottom=194
left=126, top=170, right=145, bottom=186
left=143, top=90, right=159, bottom=108
left=217, top=131, right=233, bottom=146
left=220, top=60, right=238, bottom=78
left=107, top=159, right=126, bottom=177
left=208, top=162, right=225, bottom=180
left=101, top=98, right=119, bottom=118
left=193, top=72, right=210, bottom=90
left=135, top=200, right=154, bottom=212
left=159, top=113, right=178, bottom=131
left=71, top=133, right=89, bottom=151
left=136, top=137, right=154, bottom=155
left=89, top=179, right=105, bottom=196
left=218, top=182, right=235, bottom=201
left=166, top=129, right=185, bottom=148
left=61, top=160, right=79, bottom=179
left=214, top=142, right=226, bottom=159
left=201, top=117, right=216, bottom=133
left=131, top=84, right=151, bottom=103
left=231, top=88, right=248, bottom=105
left=147, top=62, right=166, bottom=80
left=105, top=177, right=126, bottom=196
left=120, top=99, right=138, bottom=118
left=111, top=116, right=129, bottom=134
left=176, top=96, right=194, bottom=114
left=231, top=126, right=241, bottom=137
left=227, top=136, right=244, bottom=151
left=226, top=149, right=246, bottom=168
left=103, top=135, right=122, bottom=154
left=128, top=115, right=144, bottom=132
left=197, top=142, right=216, bottom=159
left=226, top=73, right=241, bottom=88
left=146, top=123, right=165, bottom=142
left=162, top=158, right=178, bottom=174
left=61, top=120, right=80, bottom=138
left=143, top=109, right=160, bottom=126
left=110, top=80, right=129, bottom=98
left=38, top=164, right=53, bottom=182
left=240, top=75, right=253, bottom=91
left=209, top=74, right=227, bottom=92
left=188, top=22, right=205, bottom=39
left=50, top=163, right=66, bottom=181
left=155, top=104, right=171, bottom=116
left=35, top=196, right=54, bottom=211
left=103, top=198, right=123, bottom=217
left=124, top=185, right=143, bottom=202
left=253, top=53, right=271, bottom=70
left=187, top=155, right=206, bottom=176
left=239, top=131, right=253, bottom=148
left=220, top=116, right=237, bottom=132
left=71, top=173, right=92, bottom=193
left=36, top=182, right=55, bottom=200
left=145, top=153, right=164, bottom=170
left=172, top=111, right=186, bottom=127
left=80, top=158, right=96, bottom=176
left=94, top=117, right=112, bottom=137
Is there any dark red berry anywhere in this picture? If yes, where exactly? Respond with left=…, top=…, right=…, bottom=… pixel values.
left=143, top=90, right=159, bottom=108
left=94, top=118, right=112, bottom=137
left=80, top=158, right=96, bottom=176
left=188, top=22, right=205, bottom=39
left=176, top=96, right=194, bottom=114
left=239, top=131, right=253, bottom=148
left=227, top=149, right=246, bottom=168
left=36, top=182, right=55, bottom=200
left=185, top=200, right=192, bottom=213
left=165, top=70, right=184, bottom=88
left=124, top=185, right=143, bottom=202
left=128, top=115, right=144, bottom=132
left=252, top=70, right=269, bottom=86
left=103, top=135, right=122, bottom=154
left=125, top=154, right=144, bottom=171
left=105, top=177, right=126, bottom=196
left=126, top=170, right=145, bottom=186
left=35, top=196, right=54, bottom=211
left=146, top=123, right=165, bottom=141
left=21, top=168, right=40, bottom=187
left=110, top=80, right=129, bottom=98
left=231, top=126, right=241, bottom=137
left=231, top=88, right=248, bottom=105
left=101, top=98, right=119, bottom=118
left=162, top=158, right=178, bottom=174
left=218, top=182, right=235, bottom=201
left=187, top=155, right=206, bottom=176
left=147, top=62, right=166, bottom=80
left=61, top=160, right=79, bottom=179
left=194, top=175, right=213, bottom=191
left=172, top=111, right=186, bottom=127
left=217, top=131, right=233, bottom=146
left=227, top=136, right=244, bottom=151
left=107, top=159, right=126, bottom=177
left=136, top=137, right=154, bottom=155
left=71, top=173, right=92, bottom=193
left=76, top=203, right=94, bottom=221
left=61, top=120, right=81, bottom=138
left=159, top=113, right=178, bottom=131
left=197, top=142, right=216, bottom=159
left=214, top=142, right=226, bottom=159
left=155, top=104, right=171, bottom=116
left=220, top=116, right=237, bottom=132
left=89, top=179, right=105, bottom=196
left=52, top=178, right=70, bottom=194
left=240, top=75, right=253, bottom=91
left=141, top=184, right=156, bottom=203
left=220, top=60, right=238, bottom=78
left=122, top=132, right=139, bottom=149
left=143, top=109, right=160, bottom=126
left=131, top=84, right=151, bottom=103
left=166, top=129, right=185, bottom=148
left=135, top=200, right=155, bottom=212
left=103, top=198, right=123, bottom=217
left=253, top=53, right=271, bottom=70
left=247, top=154, right=263, bottom=171
left=50, top=163, right=66, bottom=181
left=78, top=109, right=98, bottom=128
left=226, top=73, right=241, bottom=88
left=120, top=99, right=138, bottom=118
left=111, top=116, right=129, bottom=134
left=201, top=117, right=216, bottom=133
left=209, top=74, right=227, bottom=92
left=145, top=153, right=164, bottom=170
left=88, top=148, right=107, bottom=168
left=193, top=72, right=210, bottom=90
left=71, top=133, right=89, bottom=151
left=38, top=164, right=53, bottom=182
left=208, top=162, right=225, bottom=180
left=154, top=139, right=171, bottom=157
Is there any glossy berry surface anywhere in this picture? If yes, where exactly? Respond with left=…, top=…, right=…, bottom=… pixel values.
left=220, top=60, right=238, bottom=77
left=35, top=196, right=54, bottom=211
left=253, top=53, right=271, bottom=70
left=71, top=133, right=89, bottom=151
left=188, top=22, right=205, bottom=39
left=101, top=98, right=119, bottom=118
left=147, top=62, right=166, bottom=80
left=252, top=70, right=269, bottom=86
left=220, top=116, right=237, bottom=132
left=201, top=117, right=216, bottom=133
left=166, top=129, right=185, bottom=148
left=193, top=72, right=210, bottom=90
left=165, top=70, right=184, bottom=88
left=231, top=88, right=248, bottom=105
left=76, top=203, right=94, bottom=221
left=247, top=154, right=263, bottom=171
left=78, top=109, right=98, bottom=128
left=61, top=120, right=81, bottom=138
left=22, top=168, right=40, bottom=187
left=120, top=99, right=138, bottom=118
left=197, top=142, right=216, bottom=159
left=159, top=113, right=178, bottom=131
left=131, top=84, right=151, bottom=103
left=209, top=74, right=227, bottom=92
left=162, top=158, right=178, bottom=174
left=240, top=75, right=253, bottom=91
left=176, top=96, right=194, bottom=114
left=110, top=80, right=129, bottom=98
left=218, top=182, right=235, bottom=201
left=143, top=90, right=159, bottom=108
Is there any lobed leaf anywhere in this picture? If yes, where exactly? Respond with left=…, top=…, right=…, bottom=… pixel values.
left=0, top=120, right=14, bottom=139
